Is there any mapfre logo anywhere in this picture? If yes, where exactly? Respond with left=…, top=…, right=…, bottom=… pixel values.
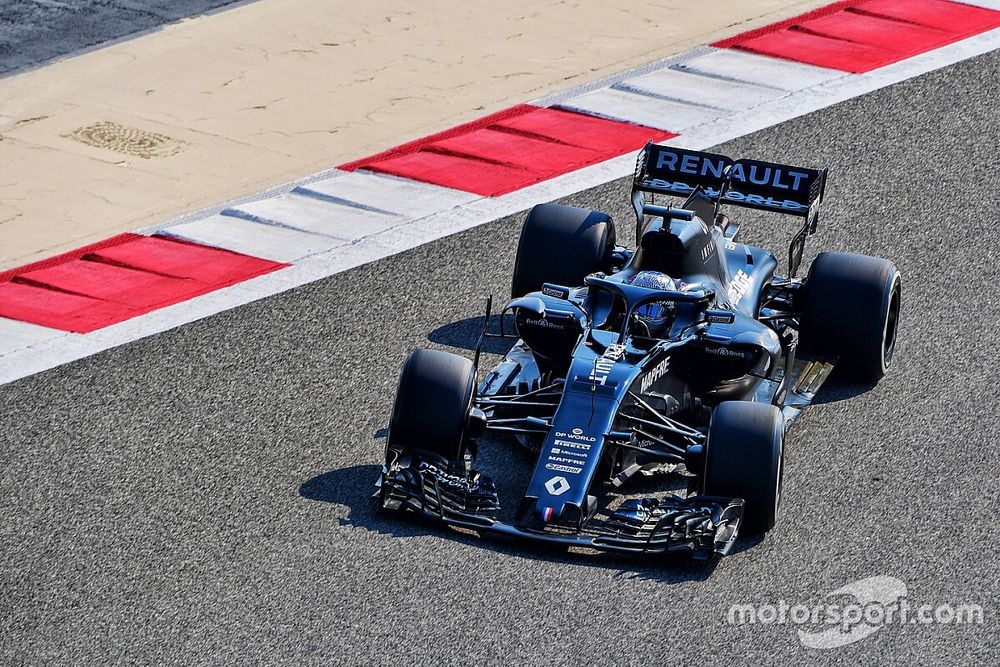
left=639, top=356, right=671, bottom=394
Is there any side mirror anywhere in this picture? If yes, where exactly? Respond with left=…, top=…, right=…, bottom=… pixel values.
left=705, top=309, right=735, bottom=324
left=504, top=296, right=545, bottom=317
left=541, top=283, right=571, bottom=299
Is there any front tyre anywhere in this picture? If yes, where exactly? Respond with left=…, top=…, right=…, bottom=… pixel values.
left=799, top=252, right=902, bottom=382
left=702, top=401, right=784, bottom=535
left=386, top=349, right=476, bottom=463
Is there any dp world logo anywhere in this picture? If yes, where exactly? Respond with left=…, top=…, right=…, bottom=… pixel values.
left=544, top=476, right=570, bottom=495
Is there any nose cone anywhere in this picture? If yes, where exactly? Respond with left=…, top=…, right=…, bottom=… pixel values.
left=539, top=505, right=560, bottom=524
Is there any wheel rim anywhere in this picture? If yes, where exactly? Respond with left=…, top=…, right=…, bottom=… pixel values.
left=882, top=275, right=901, bottom=369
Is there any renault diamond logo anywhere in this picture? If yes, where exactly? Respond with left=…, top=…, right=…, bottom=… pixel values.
left=545, top=476, right=570, bottom=496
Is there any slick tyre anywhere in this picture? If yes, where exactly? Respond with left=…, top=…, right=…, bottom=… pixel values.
left=702, top=401, right=784, bottom=535
left=387, top=349, right=476, bottom=463
left=510, top=203, right=615, bottom=298
left=799, top=252, right=902, bottom=382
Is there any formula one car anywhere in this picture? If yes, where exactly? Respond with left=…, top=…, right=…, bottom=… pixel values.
left=376, top=144, right=901, bottom=559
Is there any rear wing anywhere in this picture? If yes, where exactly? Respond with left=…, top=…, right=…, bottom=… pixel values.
left=631, top=143, right=828, bottom=276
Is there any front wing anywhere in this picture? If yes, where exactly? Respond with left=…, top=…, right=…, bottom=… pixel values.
left=376, top=451, right=744, bottom=560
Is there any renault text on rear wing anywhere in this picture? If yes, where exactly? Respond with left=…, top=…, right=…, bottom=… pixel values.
left=633, top=143, right=827, bottom=218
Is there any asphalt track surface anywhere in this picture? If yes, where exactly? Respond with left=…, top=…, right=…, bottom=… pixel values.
left=2, top=51, right=998, bottom=665
left=0, top=1, right=247, bottom=76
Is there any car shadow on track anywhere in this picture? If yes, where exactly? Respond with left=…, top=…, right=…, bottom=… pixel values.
left=299, top=460, right=763, bottom=584
left=812, top=377, right=879, bottom=405
left=427, top=315, right=516, bottom=355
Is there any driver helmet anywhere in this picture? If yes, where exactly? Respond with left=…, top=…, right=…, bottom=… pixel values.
left=629, top=270, right=678, bottom=336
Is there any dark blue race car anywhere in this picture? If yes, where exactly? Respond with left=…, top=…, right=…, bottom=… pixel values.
left=376, top=144, right=902, bottom=559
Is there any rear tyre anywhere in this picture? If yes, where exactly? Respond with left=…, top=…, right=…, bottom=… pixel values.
left=387, top=349, right=476, bottom=462
left=510, top=203, right=615, bottom=298
left=702, top=401, right=784, bottom=535
left=799, top=252, right=902, bottom=382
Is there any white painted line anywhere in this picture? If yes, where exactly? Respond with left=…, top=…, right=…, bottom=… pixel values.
left=158, top=214, right=341, bottom=264
left=554, top=47, right=848, bottom=134
left=621, top=67, right=782, bottom=111
left=954, top=1, right=1000, bottom=10
left=670, top=48, right=845, bottom=91
left=223, top=193, right=379, bottom=240
left=295, top=170, right=480, bottom=218
left=535, top=46, right=719, bottom=107
left=152, top=169, right=481, bottom=265
left=557, top=86, right=720, bottom=131
left=0, top=318, right=69, bottom=360
left=2, top=29, right=998, bottom=385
